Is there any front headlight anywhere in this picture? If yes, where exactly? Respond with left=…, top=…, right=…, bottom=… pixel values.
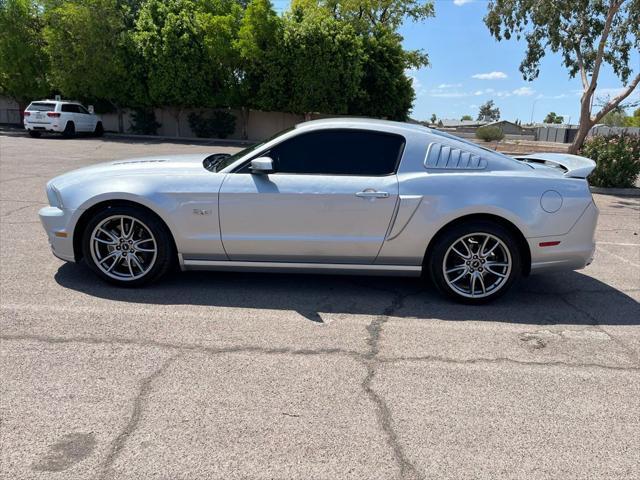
left=46, top=184, right=64, bottom=209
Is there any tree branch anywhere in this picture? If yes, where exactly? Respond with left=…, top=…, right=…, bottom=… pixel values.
left=574, top=46, right=589, bottom=91
left=589, top=0, right=623, bottom=91
left=592, top=72, right=640, bottom=124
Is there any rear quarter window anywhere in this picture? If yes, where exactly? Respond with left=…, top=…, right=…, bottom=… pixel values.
left=27, top=102, right=56, bottom=112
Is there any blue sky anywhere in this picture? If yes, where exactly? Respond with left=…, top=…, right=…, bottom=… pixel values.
left=272, top=0, right=639, bottom=123
left=401, top=0, right=639, bottom=123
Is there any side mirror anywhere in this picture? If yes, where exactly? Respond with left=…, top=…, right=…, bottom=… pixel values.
left=88, top=105, right=94, bottom=114
left=250, top=156, right=274, bottom=174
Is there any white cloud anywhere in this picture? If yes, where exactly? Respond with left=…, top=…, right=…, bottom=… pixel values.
left=437, top=83, right=462, bottom=89
left=428, top=90, right=469, bottom=98
left=472, top=71, right=508, bottom=80
left=453, top=0, right=473, bottom=5
left=513, top=86, right=535, bottom=96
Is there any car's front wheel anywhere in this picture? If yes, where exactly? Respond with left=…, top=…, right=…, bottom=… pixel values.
left=94, top=122, right=104, bottom=137
left=81, top=206, right=175, bottom=286
left=28, top=130, right=41, bottom=138
left=428, top=221, right=521, bottom=304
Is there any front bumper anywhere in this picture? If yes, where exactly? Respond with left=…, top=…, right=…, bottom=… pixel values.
left=528, top=201, right=598, bottom=273
left=39, top=206, right=76, bottom=262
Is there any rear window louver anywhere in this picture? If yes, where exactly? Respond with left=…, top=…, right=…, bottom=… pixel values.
left=424, top=143, right=487, bottom=170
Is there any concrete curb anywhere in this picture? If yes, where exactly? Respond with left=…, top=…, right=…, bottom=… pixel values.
left=590, top=186, right=640, bottom=197
left=104, top=132, right=254, bottom=146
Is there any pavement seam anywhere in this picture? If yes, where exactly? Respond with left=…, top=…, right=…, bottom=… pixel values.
left=97, top=354, right=181, bottom=480
left=362, top=289, right=426, bottom=480
left=559, top=294, right=640, bottom=367
left=377, top=355, right=640, bottom=372
left=0, top=333, right=361, bottom=358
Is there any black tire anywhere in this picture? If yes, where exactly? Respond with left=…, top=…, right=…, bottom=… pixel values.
left=94, top=122, right=104, bottom=137
left=427, top=220, right=522, bottom=304
left=28, top=130, right=41, bottom=138
left=81, top=205, right=176, bottom=287
left=62, top=121, right=75, bottom=138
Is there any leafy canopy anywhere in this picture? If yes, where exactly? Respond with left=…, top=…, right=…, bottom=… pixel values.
left=477, top=100, right=500, bottom=122
left=485, top=0, right=639, bottom=84
left=0, top=0, right=49, bottom=103
left=544, top=112, right=564, bottom=124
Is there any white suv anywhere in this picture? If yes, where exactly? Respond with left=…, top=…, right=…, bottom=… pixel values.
left=24, top=100, right=103, bottom=138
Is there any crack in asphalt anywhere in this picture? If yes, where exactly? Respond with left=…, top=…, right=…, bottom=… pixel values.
left=97, top=354, right=180, bottom=480
left=559, top=294, right=640, bottom=367
left=378, top=355, right=640, bottom=372
left=361, top=289, right=425, bottom=480
left=0, top=333, right=361, bottom=359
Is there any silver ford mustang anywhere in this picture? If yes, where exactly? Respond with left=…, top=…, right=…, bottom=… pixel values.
left=39, top=118, right=598, bottom=303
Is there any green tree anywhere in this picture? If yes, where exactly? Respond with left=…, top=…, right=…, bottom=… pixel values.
left=544, top=112, right=564, bottom=124
left=292, top=0, right=434, bottom=32
left=43, top=0, right=142, bottom=132
left=624, top=107, right=640, bottom=127
left=233, top=0, right=281, bottom=137
left=0, top=0, right=50, bottom=109
left=460, top=114, right=473, bottom=121
left=601, top=106, right=628, bottom=126
left=430, top=113, right=437, bottom=124
left=485, top=0, right=640, bottom=153
left=260, top=8, right=364, bottom=119
left=348, top=27, right=424, bottom=120
left=133, top=0, right=222, bottom=135
left=477, top=100, right=500, bottom=122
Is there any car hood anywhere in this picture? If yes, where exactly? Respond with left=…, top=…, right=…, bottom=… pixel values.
left=49, top=153, right=215, bottom=189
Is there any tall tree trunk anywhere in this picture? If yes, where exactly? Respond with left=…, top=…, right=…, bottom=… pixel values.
left=241, top=106, right=249, bottom=140
left=117, top=107, right=124, bottom=133
left=172, top=107, right=182, bottom=137
left=568, top=90, right=595, bottom=154
left=304, top=112, right=311, bottom=121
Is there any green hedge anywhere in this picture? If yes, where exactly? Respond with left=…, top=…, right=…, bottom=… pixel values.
left=188, top=111, right=236, bottom=139
left=475, top=125, right=505, bottom=142
left=580, top=134, right=640, bottom=188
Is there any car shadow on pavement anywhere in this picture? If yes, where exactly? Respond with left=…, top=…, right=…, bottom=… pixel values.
left=54, top=263, right=639, bottom=326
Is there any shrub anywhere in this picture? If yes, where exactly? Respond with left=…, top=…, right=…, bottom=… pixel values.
left=475, top=125, right=505, bottom=142
left=129, top=109, right=160, bottom=135
left=579, top=134, right=640, bottom=188
left=188, top=111, right=236, bottom=139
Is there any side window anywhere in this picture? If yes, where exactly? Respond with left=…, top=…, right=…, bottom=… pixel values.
left=61, top=104, right=79, bottom=113
left=77, top=105, right=90, bottom=114
left=266, top=130, right=404, bottom=175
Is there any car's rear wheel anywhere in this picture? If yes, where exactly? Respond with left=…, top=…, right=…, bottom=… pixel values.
left=81, top=206, right=175, bottom=286
left=62, top=121, right=75, bottom=138
left=28, top=130, right=41, bottom=138
left=427, top=221, right=521, bottom=304
left=94, top=122, right=104, bottom=137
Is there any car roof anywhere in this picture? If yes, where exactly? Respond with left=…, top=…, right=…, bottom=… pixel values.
left=295, top=117, right=434, bottom=136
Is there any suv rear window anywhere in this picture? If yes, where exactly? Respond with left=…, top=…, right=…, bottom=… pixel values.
left=28, top=102, right=56, bottom=112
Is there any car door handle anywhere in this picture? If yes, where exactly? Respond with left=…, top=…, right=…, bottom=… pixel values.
left=355, top=190, right=389, bottom=198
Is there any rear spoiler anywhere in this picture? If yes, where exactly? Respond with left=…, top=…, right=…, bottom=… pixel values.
left=512, top=153, right=596, bottom=179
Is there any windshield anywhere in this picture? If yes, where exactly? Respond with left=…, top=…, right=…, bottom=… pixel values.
left=204, top=127, right=295, bottom=172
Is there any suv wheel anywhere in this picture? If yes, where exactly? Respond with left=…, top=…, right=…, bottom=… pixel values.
left=82, top=206, right=175, bottom=286
left=94, top=122, right=104, bottom=137
left=428, top=221, right=521, bottom=304
left=62, top=121, right=75, bottom=138
left=28, top=130, right=41, bottom=138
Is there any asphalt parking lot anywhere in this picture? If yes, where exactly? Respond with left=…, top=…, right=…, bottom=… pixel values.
left=1, top=132, right=639, bottom=479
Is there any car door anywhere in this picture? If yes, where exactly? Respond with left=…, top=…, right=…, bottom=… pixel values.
left=218, top=129, right=404, bottom=263
left=76, top=104, right=96, bottom=131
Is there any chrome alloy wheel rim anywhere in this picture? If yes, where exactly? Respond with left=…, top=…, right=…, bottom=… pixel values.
left=89, top=215, right=157, bottom=281
left=442, top=232, right=512, bottom=299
